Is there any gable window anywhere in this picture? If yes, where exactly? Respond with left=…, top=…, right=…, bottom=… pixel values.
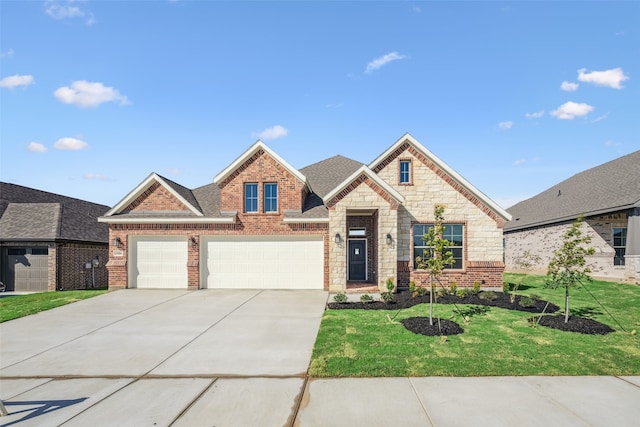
left=245, top=183, right=258, bottom=213
left=413, top=224, right=464, bottom=269
left=399, top=160, right=411, bottom=184
left=613, top=227, right=627, bottom=266
left=264, top=183, right=278, bottom=213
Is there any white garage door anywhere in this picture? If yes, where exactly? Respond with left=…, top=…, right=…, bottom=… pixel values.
left=131, top=237, right=188, bottom=289
left=204, top=235, right=324, bottom=289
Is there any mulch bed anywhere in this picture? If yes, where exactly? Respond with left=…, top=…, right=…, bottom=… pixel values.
left=531, top=315, right=615, bottom=335
left=327, top=290, right=559, bottom=314
left=401, top=317, right=464, bottom=336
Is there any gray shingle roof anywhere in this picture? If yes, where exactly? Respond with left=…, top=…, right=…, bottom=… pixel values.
left=505, top=150, right=640, bottom=231
left=300, top=155, right=364, bottom=198
left=192, top=182, right=221, bottom=217
left=156, top=174, right=203, bottom=213
left=0, top=182, right=110, bottom=242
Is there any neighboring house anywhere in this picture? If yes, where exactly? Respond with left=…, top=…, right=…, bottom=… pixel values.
left=99, top=134, right=511, bottom=292
left=504, top=150, right=640, bottom=284
left=0, top=182, right=110, bottom=292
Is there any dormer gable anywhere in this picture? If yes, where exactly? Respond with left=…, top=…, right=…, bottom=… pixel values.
left=323, top=165, right=404, bottom=209
left=102, top=173, right=203, bottom=217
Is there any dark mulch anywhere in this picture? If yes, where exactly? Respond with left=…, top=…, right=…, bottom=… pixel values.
left=531, top=315, right=615, bottom=335
left=328, top=290, right=559, bottom=314
left=401, top=317, right=464, bottom=336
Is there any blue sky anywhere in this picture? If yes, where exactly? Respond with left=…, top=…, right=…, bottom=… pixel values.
left=1, top=1, right=638, bottom=209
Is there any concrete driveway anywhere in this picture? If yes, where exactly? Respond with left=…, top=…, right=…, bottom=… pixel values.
left=0, top=289, right=328, bottom=426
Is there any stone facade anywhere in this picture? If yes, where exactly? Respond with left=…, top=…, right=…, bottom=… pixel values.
left=504, top=211, right=631, bottom=282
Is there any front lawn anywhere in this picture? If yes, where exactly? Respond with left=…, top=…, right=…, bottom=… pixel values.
left=0, top=288, right=108, bottom=322
left=309, top=274, right=640, bottom=377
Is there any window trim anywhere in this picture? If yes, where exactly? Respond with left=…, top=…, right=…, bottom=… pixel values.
left=244, top=183, right=259, bottom=213
left=412, top=223, right=465, bottom=270
left=613, top=226, right=627, bottom=266
left=263, top=182, right=278, bottom=213
left=399, top=159, right=412, bottom=185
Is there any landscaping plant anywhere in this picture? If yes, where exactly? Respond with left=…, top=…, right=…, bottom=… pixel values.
left=415, top=204, right=455, bottom=326
left=546, top=216, right=596, bottom=323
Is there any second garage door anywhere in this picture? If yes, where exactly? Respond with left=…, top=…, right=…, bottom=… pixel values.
left=204, top=235, right=324, bottom=289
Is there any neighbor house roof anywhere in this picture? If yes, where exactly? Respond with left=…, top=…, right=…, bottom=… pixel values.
left=0, top=182, right=110, bottom=243
left=505, top=150, right=640, bottom=232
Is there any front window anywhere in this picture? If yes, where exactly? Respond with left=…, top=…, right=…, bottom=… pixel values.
left=613, top=227, right=627, bottom=266
left=264, top=183, right=278, bottom=213
left=413, top=223, right=464, bottom=269
left=399, top=160, right=411, bottom=184
left=245, top=183, right=258, bottom=213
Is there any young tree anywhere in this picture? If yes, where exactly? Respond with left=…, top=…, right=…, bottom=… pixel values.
left=546, top=216, right=595, bottom=323
left=415, top=204, right=455, bottom=325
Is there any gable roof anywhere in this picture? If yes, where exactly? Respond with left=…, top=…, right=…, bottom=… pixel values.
left=505, top=150, right=640, bottom=232
left=103, top=173, right=204, bottom=217
left=323, top=165, right=405, bottom=206
left=370, top=133, right=511, bottom=222
left=0, top=182, right=109, bottom=243
left=300, top=155, right=364, bottom=198
left=213, top=140, right=307, bottom=187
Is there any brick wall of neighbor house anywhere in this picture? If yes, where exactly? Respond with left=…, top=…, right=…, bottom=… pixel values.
left=57, top=243, right=109, bottom=290
left=328, top=178, right=398, bottom=292
left=505, top=213, right=628, bottom=281
left=374, top=145, right=506, bottom=288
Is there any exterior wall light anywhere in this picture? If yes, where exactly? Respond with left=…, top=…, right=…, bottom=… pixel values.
left=189, top=236, right=198, bottom=247
left=112, top=237, right=122, bottom=247
left=386, top=233, right=393, bottom=245
left=334, top=233, right=341, bottom=244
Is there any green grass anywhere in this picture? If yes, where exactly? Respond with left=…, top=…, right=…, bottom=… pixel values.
left=310, top=274, right=640, bottom=377
left=0, top=288, right=108, bottom=322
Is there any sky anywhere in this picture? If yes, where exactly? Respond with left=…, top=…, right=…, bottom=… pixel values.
left=1, top=1, right=638, bottom=209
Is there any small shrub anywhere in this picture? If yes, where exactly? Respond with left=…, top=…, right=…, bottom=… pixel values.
left=456, top=288, right=471, bottom=298
left=479, top=290, right=497, bottom=301
left=360, top=294, right=374, bottom=303
left=473, top=281, right=482, bottom=294
left=503, top=282, right=512, bottom=293
left=518, top=296, right=536, bottom=308
left=529, top=294, right=541, bottom=301
left=333, top=292, right=348, bottom=303
left=381, top=277, right=395, bottom=303
left=449, top=282, right=458, bottom=295
left=409, top=281, right=427, bottom=298
left=436, top=288, right=446, bottom=298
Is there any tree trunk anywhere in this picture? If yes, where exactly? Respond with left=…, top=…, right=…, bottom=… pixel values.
left=564, top=286, right=570, bottom=323
left=429, top=274, right=434, bottom=326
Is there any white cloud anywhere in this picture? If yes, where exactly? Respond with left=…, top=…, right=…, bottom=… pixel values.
left=0, top=48, right=14, bottom=58
left=54, top=137, right=88, bottom=150
left=605, top=140, right=621, bottom=147
left=27, top=142, right=47, bottom=153
left=591, top=113, right=609, bottom=123
left=560, top=81, right=579, bottom=92
left=252, top=125, right=288, bottom=140
left=513, top=159, right=526, bottom=166
left=83, top=173, right=112, bottom=181
left=498, top=121, right=513, bottom=130
left=577, top=68, right=629, bottom=89
left=45, top=0, right=95, bottom=25
left=365, top=52, right=407, bottom=74
left=550, top=101, right=594, bottom=120
left=525, top=110, right=544, bottom=119
left=54, top=80, right=129, bottom=108
left=0, top=74, right=34, bottom=89
left=166, top=168, right=181, bottom=175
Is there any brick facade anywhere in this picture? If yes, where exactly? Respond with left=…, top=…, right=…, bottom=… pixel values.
left=103, top=135, right=509, bottom=292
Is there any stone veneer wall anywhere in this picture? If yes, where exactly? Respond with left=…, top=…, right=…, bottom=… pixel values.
left=329, top=181, right=397, bottom=292
left=504, top=212, right=628, bottom=281
left=375, top=147, right=505, bottom=288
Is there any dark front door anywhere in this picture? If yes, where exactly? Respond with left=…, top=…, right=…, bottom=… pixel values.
left=348, top=240, right=366, bottom=281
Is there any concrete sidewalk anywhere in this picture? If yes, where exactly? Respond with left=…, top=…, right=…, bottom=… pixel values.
left=1, top=290, right=639, bottom=426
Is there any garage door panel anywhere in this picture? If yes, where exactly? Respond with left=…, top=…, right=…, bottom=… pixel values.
left=205, top=236, right=323, bottom=289
left=132, top=238, right=187, bottom=289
